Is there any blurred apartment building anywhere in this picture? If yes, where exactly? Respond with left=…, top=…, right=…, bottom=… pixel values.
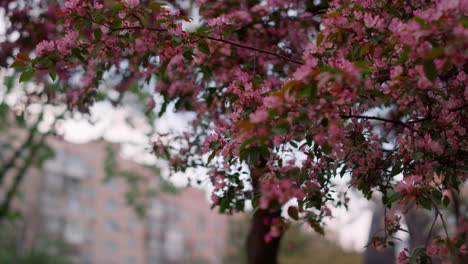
left=9, top=137, right=228, bottom=264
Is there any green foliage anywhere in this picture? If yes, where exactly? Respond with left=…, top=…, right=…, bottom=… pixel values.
left=0, top=223, right=73, bottom=264
left=104, top=146, right=178, bottom=218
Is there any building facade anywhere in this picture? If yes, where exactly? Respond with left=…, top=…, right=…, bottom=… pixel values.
left=10, top=137, right=228, bottom=264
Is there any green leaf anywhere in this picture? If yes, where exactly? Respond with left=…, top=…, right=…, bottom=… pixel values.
left=252, top=194, right=260, bottom=208
left=385, top=192, right=402, bottom=208
left=394, top=45, right=411, bottom=65
left=10, top=60, right=28, bottom=68
left=423, top=60, right=437, bottom=82
left=287, top=206, right=299, bottom=220
left=16, top=52, right=31, bottom=61
left=111, top=2, right=125, bottom=14
left=340, top=165, right=348, bottom=177
left=206, top=150, right=217, bottom=165
left=182, top=49, right=195, bottom=61
left=197, top=40, right=210, bottom=55
left=414, top=152, right=424, bottom=161
left=160, top=179, right=178, bottom=195
left=443, top=196, right=450, bottom=207
left=49, top=71, right=57, bottom=81
left=430, top=189, right=442, bottom=203
left=309, top=220, right=325, bottom=235
left=409, top=247, right=425, bottom=264
left=391, top=161, right=403, bottom=176
left=19, top=70, right=35, bottom=83
left=94, top=28, right=102, bottom=40
left=420, top=197, right=432, bottom=210
left=272, top=123, right=289, bottom=135
left=83, top=18, right=92, bottom=28
left=149, top=2, right=167, bottom=11
left=316, top=32, right=324, bottom=46
left=322, top=143, right=332, bottom=155
left=426, top=47, right=444, bottom=60
left=458, top=16, right=468, bottom=27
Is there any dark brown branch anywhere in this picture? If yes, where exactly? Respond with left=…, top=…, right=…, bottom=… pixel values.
left=0, top=121, right=40, bottom=186
left=425, top=212, right=438, bottom=248
left=192, top=33, right=304, bottom=65
left=93, top=16, right=304, bottom=65
left=340, top=114, right=417, bottom=133
left=0, top=134, right=45, bottom=221
left=408, top=103, right=467, bottom=124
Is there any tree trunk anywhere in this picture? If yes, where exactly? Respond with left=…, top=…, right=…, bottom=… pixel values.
left=246, top=209, right=282, bottom=264
left=364, top=206, right=395, bottom=264
left=246, top=157, right=283, bottom=264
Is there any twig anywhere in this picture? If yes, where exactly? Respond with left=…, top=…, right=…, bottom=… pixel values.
left=425, top=212, right=439, bottom=248
left=408, top=104, right=468, bottom=124
left=192, top=33, right=304, bottom=65
left=340, top=114, right=417, bottom=133
left=0, top=119, right=40, bottom=186
left=0, top=134, right=46, bottom=221
left=88, top=16, right=304, bottom=65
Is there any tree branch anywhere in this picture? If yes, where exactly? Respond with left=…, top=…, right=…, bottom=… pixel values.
left=0, top=134, right=46, bottom=221
left=0, top=120, right=40, bottom=187
left=408, top=103, right=467, bottom=124
left=192, top=33, right=304, bottom=65
left=93, top=18, right=305, bottom=65
left=340, top=114, right=417, bottom=133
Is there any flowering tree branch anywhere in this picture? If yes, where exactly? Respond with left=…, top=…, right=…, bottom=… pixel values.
left=340, top=114, right=417, bottom=133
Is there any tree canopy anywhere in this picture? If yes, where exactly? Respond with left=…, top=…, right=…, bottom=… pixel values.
left=5, top=0, right=468, bottom=263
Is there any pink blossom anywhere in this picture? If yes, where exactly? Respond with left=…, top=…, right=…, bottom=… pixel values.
left=123, top=0, right=139, bottom=8
left=363, top=13, right=384, bottom=30
left=208, top=15, right=229, bottom=27
left=398, top=249, right=409, bottom=264
left=35, top=40, right=55, bottom=57
left=93, top=1, right=103, bottom=9
left=64, top=0, right=80, bottom=10
left=169, top=23, right=183, bottom=36
left=249, top=108, right=268, bottom=123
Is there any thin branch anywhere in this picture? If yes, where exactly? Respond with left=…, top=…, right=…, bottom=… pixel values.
left=408, top=104, right=468, bottom=124
left=91, top=16, right=304, bottom=65
left=425, top=212, right=439, bottom=248
left=340, top=114, right=417, bottom=133
left=0, top=134, right=46, bottom=221
left=192, top=33, right=304, bottom=65
left=0, top=120, right=40, bottom=186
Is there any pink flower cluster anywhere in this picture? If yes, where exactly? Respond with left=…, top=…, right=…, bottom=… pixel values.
left=259, top=179, right=305, bottom=209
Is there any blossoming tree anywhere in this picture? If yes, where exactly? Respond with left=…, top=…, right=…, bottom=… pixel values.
left=7, top=0, right=467, bottom=263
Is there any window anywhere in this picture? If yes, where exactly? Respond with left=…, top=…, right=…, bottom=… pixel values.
left=197, top=215, right=206, bottom=232
left=64, top=177, right=80, bottom=197
left=149, top=200, right=164, bottom=219
left=149, top=238, right=162, bottom=250
left=64, top=221, right=84, bottom=244
left=127, top=257, right=137, bottom=264
left=128, top=238, right=137, bottom=249
left=44, top=172, right=64, bottom=190
left=40, top=192, right=61, bottom=215
left=67, top=198, right=82, bottom=213
left=106, top=199, right=118, bottom=211
left=105, top=240, right=118, bottom=253
left=44, top=215, right=62, bottom=233
left=104, top=178, right=119, bottom=192
left=164, top=228, right=184, bottom=257
left=106, top=220, right=119, bottom=232
left=196, top=241, right=207, bottom=251
left=128, top=218, right=138, bottom=230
